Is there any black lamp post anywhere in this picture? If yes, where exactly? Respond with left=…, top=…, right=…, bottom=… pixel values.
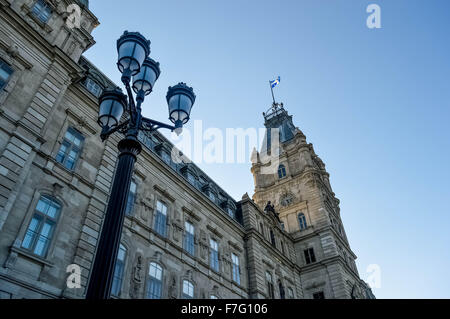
left=86, top=31, right=196, bottom=300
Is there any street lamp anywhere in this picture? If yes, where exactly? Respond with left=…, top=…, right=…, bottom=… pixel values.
left=86, top=31, right=196, bottom=300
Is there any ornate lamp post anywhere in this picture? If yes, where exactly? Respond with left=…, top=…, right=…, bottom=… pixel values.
left=86, top=31, right=196, bottom=299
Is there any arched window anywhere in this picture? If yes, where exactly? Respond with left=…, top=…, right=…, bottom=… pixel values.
left=111, top=244, right=126, bottom=296
left=182, top=280, right=194, bottom=299
left=278, top=164, right=287, bottom=179
left=298, top=213, right=307, bottom=230
left=147, top=262, right=163, bottom=299
left=22, top=195, right=61, bottom=257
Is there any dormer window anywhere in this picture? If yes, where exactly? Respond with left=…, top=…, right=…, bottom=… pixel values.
left=161, top=151, right=171, bottom=164
left=85, top=77, right=103, bottom=97
left=32, top=0, right=52, bottom=24
left=227, top=207, right=234, bottom=218
left=209, top=192, right=216, bottom=202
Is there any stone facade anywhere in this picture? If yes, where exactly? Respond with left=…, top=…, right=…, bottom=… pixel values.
left=0, top=0, right=374, bottom=299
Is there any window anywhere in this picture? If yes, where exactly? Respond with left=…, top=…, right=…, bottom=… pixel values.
left=154, top=201, right=167, bottom=237
left=125, top=181, right=137, bottom=216
left=22, top=195, right=61, bottom=257
left=161, top=151, right=171, bottom=164
left=147, top=262, right=163, bottom=299
left=227, top=207, right=235, bottom=218
left=210, top=239, right=219, bottom=272
left=184, top=221, right=195, bottom=256
left=266, top=272, right=274, bottom=299
left=0, top=60, right=13, bottom=90
left=288, top=287, right=294, bottom=299
left=278, top=280, right=285, bottom=299
left=260, top=223, right=265, bottom=237
left=111, top=244, right=126, bottom=296
left=182, top=280, right=194, bottom=299
left=32, top=0, right=52, bottom=23
left=277, top=164, right=286, bottom=179
left=231, top=253, right=240, bottom=285
left=298, top=213, right=307, bottom=230
left=56, top=128, right=84, bottom=170
left=270, top=230, right=276, bottom=247
left=209, top=192, right=216, bottom=203
left=85, top=78, right=102, bottom=97
left=304, top=248, right=316, bottom=264
left=281, top=241, right=285, bottom=254
left=280, top=222, right=285, bottom=230
left=313, top=291, right=325, bottom=299
left=210, top=295, right=218, bottom=299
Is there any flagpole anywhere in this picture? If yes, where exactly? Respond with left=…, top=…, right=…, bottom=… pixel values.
left=269, top=80, right=276, bottom=105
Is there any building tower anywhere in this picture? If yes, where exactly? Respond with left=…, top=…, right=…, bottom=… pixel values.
left=250, top=102, right=372, bottom=299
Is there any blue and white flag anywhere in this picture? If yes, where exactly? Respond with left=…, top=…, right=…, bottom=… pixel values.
left=270, top=76, right=281, bottom=88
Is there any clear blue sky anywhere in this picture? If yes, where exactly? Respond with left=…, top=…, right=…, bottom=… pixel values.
left=84, top=0, right=450, bottom=298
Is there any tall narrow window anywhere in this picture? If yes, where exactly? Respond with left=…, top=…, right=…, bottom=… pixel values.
left=270, top=230, right=276, bottom=247
left=278, top=280, right=285, bottom=299
left=182, top=280, right=194, bottom=299
left=210, top=239, right=219, bottom=272
left=231, top=253, right=240, bottom=285
left=0, top=59, right=13, bottom=90
left=22, top=195, right=61, bottom=257
left=154, top=201, right=167, bottom=237
left=125, top=181, right=137, bottom=216
left=278, top=164, right=286, bottom=179
left=111, top=244, right=126, bottom=296
left=32, top=0, right=52, bottom=23
left=260, top=223, right=265, bottom=237
left=304, top=248, right=316, bottom=264
left=298, top=213, right=307, bottom=230
left=56, top=127, right=84, bottom=171
left=266, top=272, right=274, bottom=299
left=147, top=262, right=163, bottom=299
left=184, top=221, right=195, bottom=256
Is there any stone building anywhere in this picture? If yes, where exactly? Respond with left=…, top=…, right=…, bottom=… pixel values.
left=0, top=0, right=374, bottom=299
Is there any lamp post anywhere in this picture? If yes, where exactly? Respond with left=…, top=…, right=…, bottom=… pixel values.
left=86, top=31, right=196, bottom=299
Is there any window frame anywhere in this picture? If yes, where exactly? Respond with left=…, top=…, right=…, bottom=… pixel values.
left=31, top=0, right=53, bottom=24
left=304, top=247, right=317, bottom=264
left=154, top=200, right=168, bottom=237
left=231, top=253, right=240, bottom=285
left=125, top=180, right=137, bottom=216
left=183, top=221, right=195, bottom=256
left=55, top=127, right=85, bottom=171
left=21, top=195, right=61, bottom=258
left=209, top=238, right=220, bottom=272
left=147, top=262, right=163, bottom=299
left=277, top=164, right=287, bottom=179
left=182, top=280, right=194, bottom=299
left=298, top=212, right=307, bottom=230
left=111, top=244, right=127, bottom=297
left=84, top=77, right=103, bottom=98
left=266, top=271, right=274, bottom=299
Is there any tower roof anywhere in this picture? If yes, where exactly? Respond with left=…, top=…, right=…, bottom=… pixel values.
left=261, top=102, right=297, bottom=153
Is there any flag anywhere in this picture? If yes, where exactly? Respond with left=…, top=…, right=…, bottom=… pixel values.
left=270, top=76, right=281, bottom=88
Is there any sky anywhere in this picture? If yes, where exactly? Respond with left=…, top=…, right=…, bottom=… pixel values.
left=84, top=0, right=450, bottom=298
